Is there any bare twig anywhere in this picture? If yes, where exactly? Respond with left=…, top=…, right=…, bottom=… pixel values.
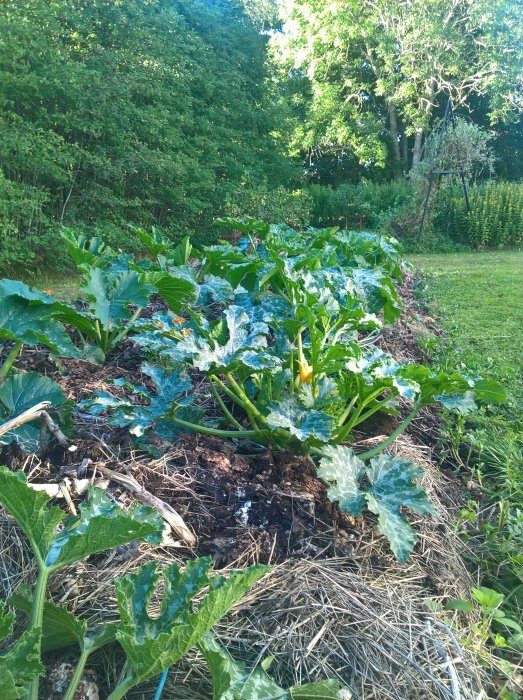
left=0, top=401, right=67, bottom=445
left=95, top=465, right=196, bottom=547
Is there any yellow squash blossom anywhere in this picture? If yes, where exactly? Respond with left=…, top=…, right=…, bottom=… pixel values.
left=297, top=358, right=313, bottom=384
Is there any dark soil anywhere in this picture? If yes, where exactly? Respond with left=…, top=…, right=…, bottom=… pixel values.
left=144, top=434, right=361, bottom=566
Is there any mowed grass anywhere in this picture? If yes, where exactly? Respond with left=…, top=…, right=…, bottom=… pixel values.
left=410, top=251, right=523, bottom=405
left=21, top=271, right=82, bottom=303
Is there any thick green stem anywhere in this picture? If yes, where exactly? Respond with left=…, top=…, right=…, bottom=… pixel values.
left=225, top=373, right=264, bottom=421
left=358, top=406, right=420, bottom=460
left=94, top=319, right=103, bottom=349
left=296, top=331, right=304, bottom=361
left=341, top=388, right=386, bottom=434
left=111, top=307, right=143, bottom=348
left=289, top=348, right=295, bottom=394
left=212, top=376, right=260, bottom=431
left=336, top=395, right=359, bottom=428
left=209, top=380, right=243, bottom=430
left=170, top=415, right=258, bottom=439
left=63, top=648, right=90, bottom=700
left=351, top=395, right=395, bottom=427
left=0, top=341, right=23, bottom=383
left=27, top=565, right=50, bottom=700
left=212, top=376, right=246, bottom=409
left=106, top=675, right=136, bottom=700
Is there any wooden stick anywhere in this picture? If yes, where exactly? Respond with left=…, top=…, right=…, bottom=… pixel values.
left=95, top=465, right=196, bottom=547
left=0, top=401, right=50, bottom=436
left=0, top=401, right=68, bottom=445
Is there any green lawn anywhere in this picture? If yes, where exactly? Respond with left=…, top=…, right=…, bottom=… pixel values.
left=411, top=250, right=523, bottom=608
left=21, top=271, right=82, bottom=303
left=410, top=251, right=523, bottom=403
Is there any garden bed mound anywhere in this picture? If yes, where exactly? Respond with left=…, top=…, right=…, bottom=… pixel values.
left=0, top=271, right=491, bottom=700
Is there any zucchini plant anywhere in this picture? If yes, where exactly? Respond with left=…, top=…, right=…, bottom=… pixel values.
left=0, top=281, right=81, bottom=381
left=0, top=467, right=268, bottom=700
left=0, top=231, right=196, bottom=365
left=84, top=221, right=506, bottom=560
left=0, top=468, right=342, bottom=699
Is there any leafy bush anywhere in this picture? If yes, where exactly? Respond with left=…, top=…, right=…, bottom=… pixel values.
left=306, top=180, right=412, bottom=228
left=0, top=174, right=51, bottom=274
left=411, top=118, right=495, bottom=184
left=437, top=181, right=523, bottom=248
left=222, top=184, right=313, bottom=229
left=0, top=0, right=293, bottom=274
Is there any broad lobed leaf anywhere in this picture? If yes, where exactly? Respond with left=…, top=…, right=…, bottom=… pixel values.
left=115, top=558, right=268, bottom=686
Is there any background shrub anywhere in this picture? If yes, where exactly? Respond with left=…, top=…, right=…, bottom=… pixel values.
left=222, top=184, right=313, bottom=229
left=306, top=180, right=411, bottom=228
left=436, top=181, right=523, bottom=248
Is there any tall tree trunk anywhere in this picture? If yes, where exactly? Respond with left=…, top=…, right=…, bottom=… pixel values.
left=387, top=102, right=402, bottom=178
left=400, top=126, right=408, bottom=168
left=412, top=127, right=424, bottom=170
left=411, top=82, right=436, bottom=171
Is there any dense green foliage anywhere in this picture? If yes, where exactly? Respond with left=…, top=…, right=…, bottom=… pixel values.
left=1, top=223, right=504, bottom=561
left=0, top=467, right=275, bottom=700
left=0, top=0, right=521, bottom=273
left=0, top=0, right=292, bottom=272
left=272, top=0, right=523, bottom=178
left=436, top=182, right=523, bottom=248
left=306, top=180, right=412, bottom=229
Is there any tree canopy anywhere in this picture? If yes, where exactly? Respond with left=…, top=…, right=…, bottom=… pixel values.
left=0, top=0, right=292, bottom=267
left=0, top=0, right=521, bottom=271
left=273, top=0, right=523, bottom=177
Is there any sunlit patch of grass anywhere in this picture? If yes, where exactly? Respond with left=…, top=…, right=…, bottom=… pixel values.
left=411, top=250, right=523, bottom=611
left=410, top=250, right=523, bottom=404
left=21, top=272, right=82, bottom=302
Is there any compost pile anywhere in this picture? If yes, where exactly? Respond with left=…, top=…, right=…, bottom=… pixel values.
left=0, top=223, right=507, bottom=699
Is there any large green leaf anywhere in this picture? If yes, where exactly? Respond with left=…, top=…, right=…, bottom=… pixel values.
left=45, top=487, right=163, bottom=569
left=198, top=633, right=289, bottom=699
left=290, top=681, right=348, bottom=699
left=132, top=226, right=173, bottom=258
left=177, top=306, right=269, bottom=371
left=267, top=398, right=334, bottom=443
left=199, top=274, right=236, bottom=305
left=0, top=601, right=43, bottom=699
left=0, top=372, right=66, bottom=416
left=148, top=272, right=197, bottom=312
left=115, top=558, right=267, bottom=687
left=0, top=469, right=163, bottom=570
left=399, top=366, right=506, bottom=409
left=0, top=296, right=78, bottom=357
left=0, top=278, right=98, bottom=339
left=365, top=455, right=437, bottom=563
left=0, top=279, right=58, bottom=303
left=8, top=585, right=86, bottom=652
left=0, top=467, right=64, bottom=562
left=316, top=446, right=366, bottom=514
left=200, top=633, right=345, bottom=700
left=82, top=268, right=153, bottom=329
left=352, top=268, right=402, bottom=324
left=0, top=373, right=68, bottom=451
left=8, top=585, right=116, bottom=654
left=61, top=229, right=114, bottom=269
left=314, top=450, right=435, bottom=562
left=81, top=365, right=194, bottom=437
